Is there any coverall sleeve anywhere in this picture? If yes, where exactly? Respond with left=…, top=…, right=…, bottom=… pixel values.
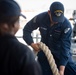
left=23, top=16, right=39, bottom=45
left=59, top=21, right=72, bottom=66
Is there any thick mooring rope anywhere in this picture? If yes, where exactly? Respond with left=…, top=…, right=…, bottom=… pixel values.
left=39, top=42, right=60, bottom=75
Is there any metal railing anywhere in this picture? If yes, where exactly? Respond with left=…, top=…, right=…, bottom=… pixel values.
left=16, top=33, right=76, bottom=63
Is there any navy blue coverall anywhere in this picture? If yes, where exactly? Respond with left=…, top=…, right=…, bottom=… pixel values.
left=0, top=34, right=42, bottom=75
left=23, top=12, right=76, bottom=75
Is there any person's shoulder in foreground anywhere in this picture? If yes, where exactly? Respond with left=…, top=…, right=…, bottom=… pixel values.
left=0, top=34, right=42, bottom=75
left=0, top=0, right=42, bottom=75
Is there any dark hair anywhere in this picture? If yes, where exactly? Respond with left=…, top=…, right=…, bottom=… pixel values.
left=0, top=16, right=19, bottom=26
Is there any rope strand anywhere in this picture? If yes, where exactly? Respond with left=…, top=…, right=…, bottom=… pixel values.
left=39, top=42, right=60, bottom=75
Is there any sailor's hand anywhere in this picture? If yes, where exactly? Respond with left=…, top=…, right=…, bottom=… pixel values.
left=59, top=71, right=64, bottom=75
left=31, top=43, right=40, bottom=52
left=59, top=66, right=65, bottom=75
